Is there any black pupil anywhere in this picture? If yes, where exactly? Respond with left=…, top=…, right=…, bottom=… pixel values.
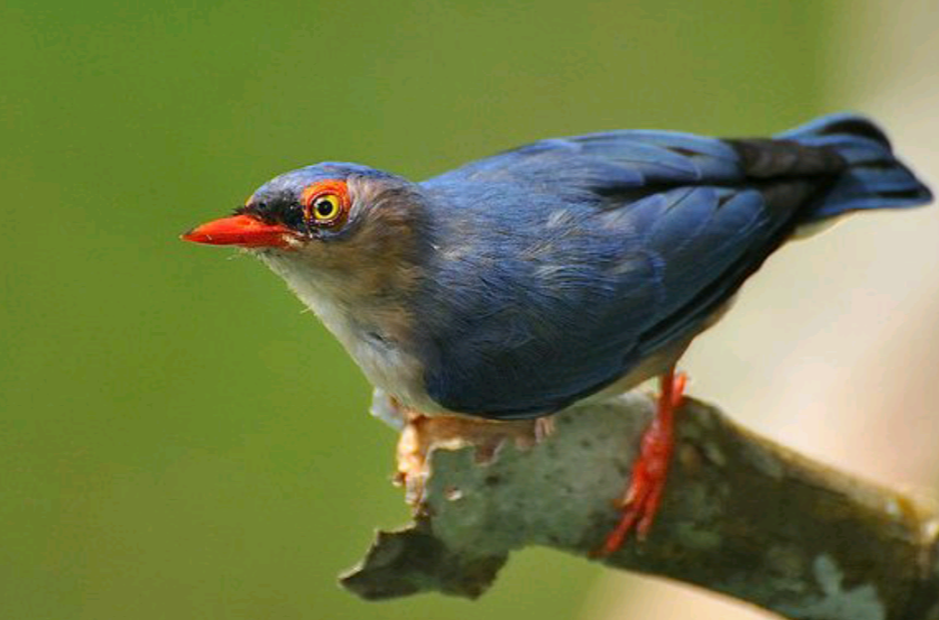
left=315, top=199, right=335, bottom=218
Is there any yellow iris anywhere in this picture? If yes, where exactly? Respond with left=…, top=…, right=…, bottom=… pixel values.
left=310, top=194, right=341, bottom=222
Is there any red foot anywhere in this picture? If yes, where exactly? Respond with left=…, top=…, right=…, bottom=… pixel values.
left=596, top=368, right=686, bottom=556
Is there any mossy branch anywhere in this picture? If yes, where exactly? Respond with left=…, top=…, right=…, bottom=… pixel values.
left=340, top=393, right=939, bottom=620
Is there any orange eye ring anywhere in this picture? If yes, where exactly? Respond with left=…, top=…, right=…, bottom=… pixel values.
left=301, top=180, right=351, bottom=228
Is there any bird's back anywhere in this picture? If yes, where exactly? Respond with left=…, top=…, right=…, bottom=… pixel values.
left=411, top=114, right=931, bottom=419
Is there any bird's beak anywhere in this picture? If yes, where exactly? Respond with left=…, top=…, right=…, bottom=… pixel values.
left=181, top=214, right=296, bottom=249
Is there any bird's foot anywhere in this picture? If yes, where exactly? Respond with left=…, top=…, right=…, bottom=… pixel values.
left=394, top=407, right=554, bottom=509
left=595, top=369, right=686, bottom=556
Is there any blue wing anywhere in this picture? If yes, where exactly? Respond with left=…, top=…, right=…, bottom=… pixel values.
left=429, top=130, right=742, bottom=192
left=416, top=116, right=928, bottom=419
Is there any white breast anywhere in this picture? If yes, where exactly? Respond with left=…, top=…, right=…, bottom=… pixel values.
left=258, top=252, right=443, bottom=414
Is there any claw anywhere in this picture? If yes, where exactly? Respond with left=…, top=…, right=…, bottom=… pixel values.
left=594, top=368, right=686, bottom=556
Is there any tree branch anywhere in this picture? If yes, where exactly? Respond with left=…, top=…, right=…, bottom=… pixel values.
left=340, top=393, right=939, bottom=620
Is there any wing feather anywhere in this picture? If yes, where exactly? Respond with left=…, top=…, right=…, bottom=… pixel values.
left=419, top=131, right=820, bottom=417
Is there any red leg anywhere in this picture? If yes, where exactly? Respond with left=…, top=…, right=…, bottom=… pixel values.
left=596, top=368, right=686, bottom=556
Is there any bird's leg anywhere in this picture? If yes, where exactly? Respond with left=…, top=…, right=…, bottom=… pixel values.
left=394, top=407, right=554, bottom=509
left=597, top=367, right=686, bottom=555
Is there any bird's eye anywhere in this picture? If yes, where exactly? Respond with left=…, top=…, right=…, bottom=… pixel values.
left=312, top=195, right=341, bottom=221
left=301, top=182, right=350, bottom=229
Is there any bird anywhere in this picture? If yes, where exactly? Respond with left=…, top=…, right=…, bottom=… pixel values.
left=182, top=113, right=932, bottom=555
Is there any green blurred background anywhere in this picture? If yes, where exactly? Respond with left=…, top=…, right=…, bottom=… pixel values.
left=2, top=1, right=913, bottom=618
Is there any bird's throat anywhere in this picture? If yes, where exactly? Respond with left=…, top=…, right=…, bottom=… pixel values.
left=256, top=250, right=435, bottom=413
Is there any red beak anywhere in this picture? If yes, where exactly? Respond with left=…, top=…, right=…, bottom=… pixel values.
left=181, top=214, right=295, bottom=249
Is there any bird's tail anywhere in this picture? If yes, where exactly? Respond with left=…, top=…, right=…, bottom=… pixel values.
left=779, top=113, right=932, bottom=222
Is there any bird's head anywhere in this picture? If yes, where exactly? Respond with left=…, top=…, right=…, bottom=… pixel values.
left=183, top=163, right=431, bottom=317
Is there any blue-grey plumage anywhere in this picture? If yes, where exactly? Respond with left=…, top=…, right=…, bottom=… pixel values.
left=183, top=113, right=932, bottom=422
left=414, top=114, right=931, bottom=418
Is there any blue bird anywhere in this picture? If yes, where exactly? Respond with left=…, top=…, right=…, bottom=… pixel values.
left=183, top=113, right=932, bottom=554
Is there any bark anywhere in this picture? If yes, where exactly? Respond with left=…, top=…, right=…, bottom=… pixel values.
left=340, top=392, right=939, bottom=620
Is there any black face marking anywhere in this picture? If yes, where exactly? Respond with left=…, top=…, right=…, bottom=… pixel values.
left=238, top=197, right=306, bottom=232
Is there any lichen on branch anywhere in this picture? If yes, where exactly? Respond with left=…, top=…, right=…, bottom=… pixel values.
left=341, top=392, right=939, bottom=620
